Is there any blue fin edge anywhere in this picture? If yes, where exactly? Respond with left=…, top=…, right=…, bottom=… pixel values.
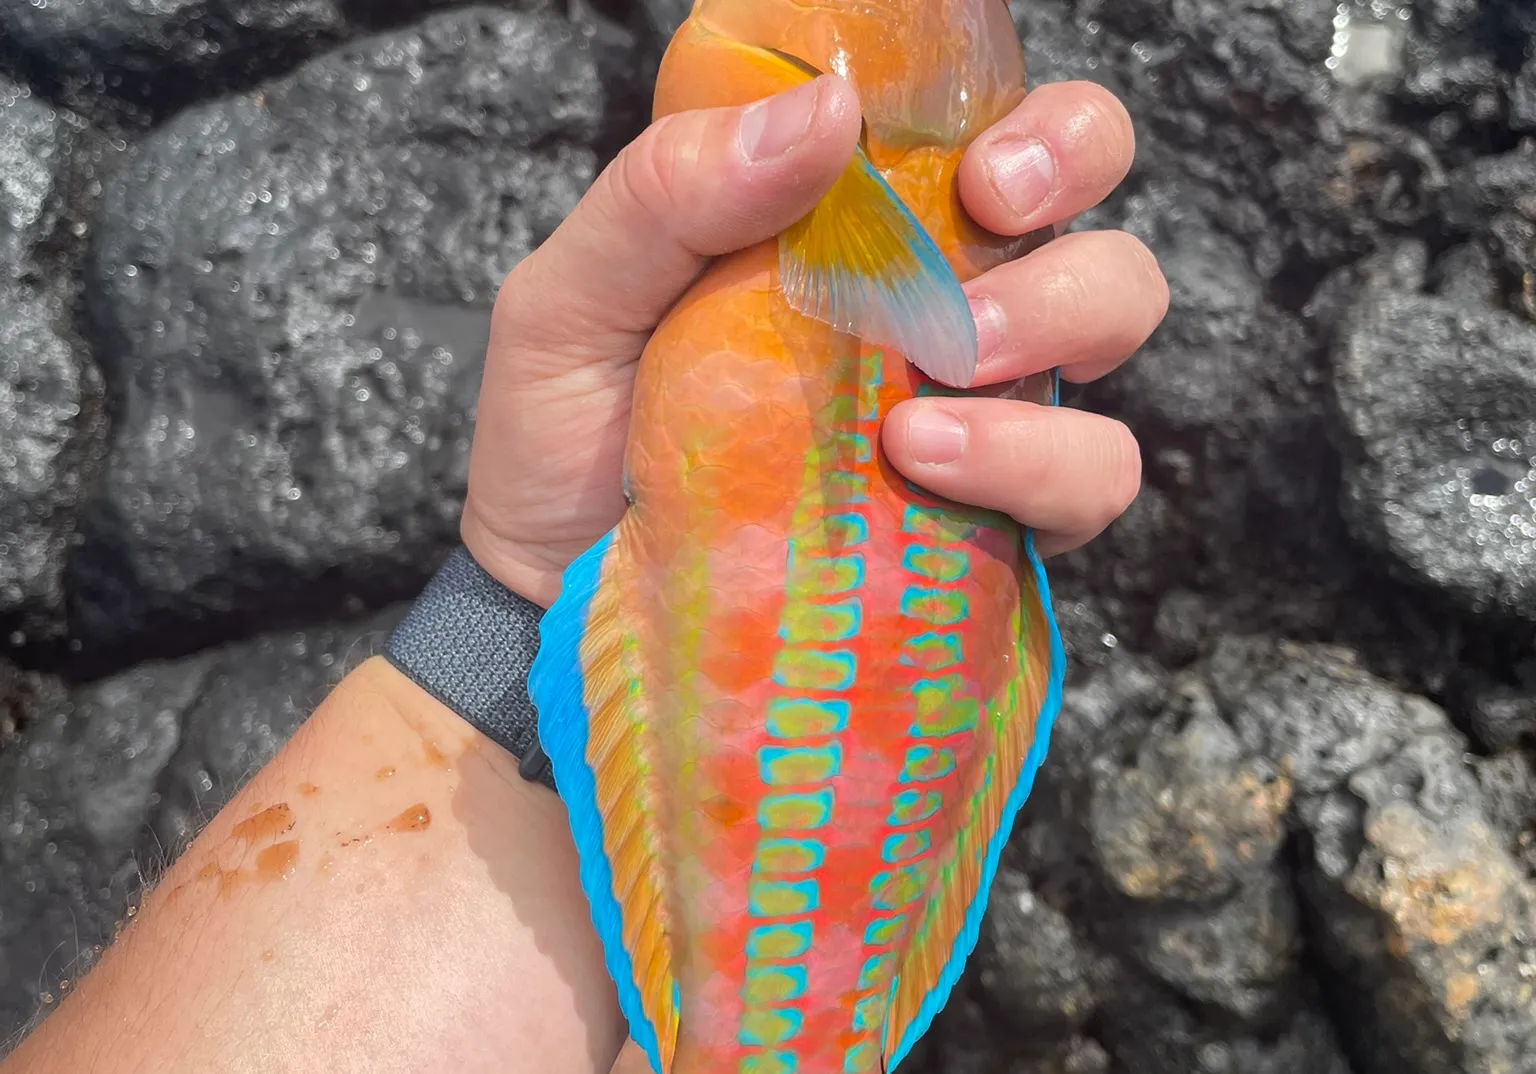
left=528, top=527, right=664, bottom=1074
left=887, top=525, right=1068, bottom=1071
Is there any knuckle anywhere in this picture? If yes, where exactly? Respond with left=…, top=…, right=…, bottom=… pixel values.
left=490, top=256, right=539, bottom=338
left=609, top=113, right=695, bottom=227
left=1013, top=409, right=1074, bottom=490
left=1045, top=244, right=1098, bottom=312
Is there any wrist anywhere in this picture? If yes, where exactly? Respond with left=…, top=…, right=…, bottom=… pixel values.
left=460, top=507, right=562, bottom=609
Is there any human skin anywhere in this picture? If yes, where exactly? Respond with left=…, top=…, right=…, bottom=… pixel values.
left=0, top=77, right=1164, bottom=1074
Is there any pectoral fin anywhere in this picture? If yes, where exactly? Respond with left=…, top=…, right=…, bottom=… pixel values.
left=778, top=148, right=979, bottom=387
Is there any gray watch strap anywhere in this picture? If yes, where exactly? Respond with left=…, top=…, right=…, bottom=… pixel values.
left=383, top=545, right=556, bottom=791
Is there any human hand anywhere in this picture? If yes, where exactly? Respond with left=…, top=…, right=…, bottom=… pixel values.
left=461, top=75, right=1166, bottom=607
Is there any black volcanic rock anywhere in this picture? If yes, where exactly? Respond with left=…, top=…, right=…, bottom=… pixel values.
left=70, top=7, right=610, bottom=655
left=1, top=0, right=1536, bottom=1068
left=0, top=78, right=103, bottom=640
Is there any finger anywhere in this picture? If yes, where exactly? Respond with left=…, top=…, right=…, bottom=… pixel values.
left=958, top=81, right=1135, bottom=236
left=493, top=75, right=860, bottom=378
left=882, top=397, right=1142, bottom=557
left=967, top=230, right=1169, bottom=386
left=610, top=1041, right=650, bottom=1074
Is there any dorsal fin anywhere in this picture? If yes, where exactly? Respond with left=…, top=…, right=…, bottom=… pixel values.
left=531, top=529, right=680, bottom=1073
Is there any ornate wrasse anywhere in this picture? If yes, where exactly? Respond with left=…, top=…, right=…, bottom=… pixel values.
left=529, top=2, right=1066, bottom=1072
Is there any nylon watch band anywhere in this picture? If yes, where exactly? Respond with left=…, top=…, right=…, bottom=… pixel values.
left=383, top=545, right=556, bottom=791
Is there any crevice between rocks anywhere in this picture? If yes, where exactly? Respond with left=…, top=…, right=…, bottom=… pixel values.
left=1284, top=829, right=1374, bottom=1074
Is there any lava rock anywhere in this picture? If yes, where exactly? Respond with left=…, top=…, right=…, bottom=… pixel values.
left=1044, top=170, right=1355, bottom=664
left=1448, top=660, right=1536, bottom=753
left=1088, top=691, right=1291, bottom=904
left=0, top=288, right=88, bottom=637
left=0, top=79, right=102, bottom=638
left=1128, top=868, right=1301, bottom=1023
left=0, top=78, right=72, bottom=272
left=1465, top=684, right=1536, bottom=753
left=984, top=649, right=1336, bottom=1069
left=0, top=607, right=398, bottom=1038
left=1077, top=675, right=1301, bottom=1023
left=1019, top=0, right=1435, bottom=269
left=1513, top=58, right=1536, bottom=130
left=72, top=7, right=609, bottom=655
left=1208, top=637, right=1536, bottom=1074
left=1095, top=994, right=1353, bottom=1074
left=1475, top=750, right=1536, bottom=877
left=1443, top=141, right=1536, bottom=317
left=908, top=978, right=1112, bottom=1074
left=974, top=868, right=1099, bottom=1039
left=0, top=665, right=175, bottom=1038
left=0, top=0, right=346, bottom=105
left=1332, top=284, right=1536, bottom=620
left=1089, top=192, right=1309, bottom=440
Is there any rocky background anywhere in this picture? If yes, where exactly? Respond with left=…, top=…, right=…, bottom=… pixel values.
left=0, top=0, right=1532, bottom=1070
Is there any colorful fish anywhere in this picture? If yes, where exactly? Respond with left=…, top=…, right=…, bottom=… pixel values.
left=529, top=2, right=1066, bottom=1072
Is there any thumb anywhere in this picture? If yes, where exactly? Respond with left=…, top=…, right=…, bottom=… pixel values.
left=490, top=74, right=861, bottom=378
left=608, top=1040, right=652, bottom=1074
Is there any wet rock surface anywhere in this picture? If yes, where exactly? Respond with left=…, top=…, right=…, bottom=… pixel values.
left=0, top=0, right=346, bottom=90
left=1334, top=276, right=1536, bottom=620
left=0, top=0, right=1533, bottom=1070
left=0, top=77, right=105, bottom=640
left=69, top=7, right=607, bottom=657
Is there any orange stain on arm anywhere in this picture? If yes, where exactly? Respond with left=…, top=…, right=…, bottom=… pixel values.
left=230, top=803, right=296, bottom=845
left=255, top=841, right=300, bottom=881
left=385, top=804, right=432, bottom=833
left=6, top=658, right=621, bottom=1074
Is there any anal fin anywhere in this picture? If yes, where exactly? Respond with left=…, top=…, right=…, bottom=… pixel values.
left=881, top=532, right=1066, bottom=1070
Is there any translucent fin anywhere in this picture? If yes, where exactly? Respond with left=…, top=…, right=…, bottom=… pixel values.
left=883, top=530, right=1066, bottom=1070
left=778, top=149, right=979, bottom=387
left=530, top=528, right=679, bottom=1074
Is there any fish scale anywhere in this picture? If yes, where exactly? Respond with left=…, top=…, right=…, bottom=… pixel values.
left=712, top=342, right=1020, bottom=1074
left=529, top=4, right=1066, bottom=1072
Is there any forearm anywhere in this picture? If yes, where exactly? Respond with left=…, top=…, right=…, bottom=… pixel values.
left=1, top=657, right=625, bottom=1074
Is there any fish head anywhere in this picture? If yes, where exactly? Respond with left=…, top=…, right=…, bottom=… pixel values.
left=688, top=0, right=1026, bottom=153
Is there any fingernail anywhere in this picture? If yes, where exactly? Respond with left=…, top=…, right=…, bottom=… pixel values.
left=969, top=295, right=1005, bottom=368
left=906, top=406, right=967, bottom=466
left=985, top=136, right=1056, bottom=218
left=738, top=78, right=822, bottom=163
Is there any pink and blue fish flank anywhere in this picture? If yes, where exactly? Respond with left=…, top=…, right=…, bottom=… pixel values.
left=529, top=2, right=1066, bottom=1072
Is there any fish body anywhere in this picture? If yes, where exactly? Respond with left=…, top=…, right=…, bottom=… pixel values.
left=530, top=4, right=1066, bottom=1072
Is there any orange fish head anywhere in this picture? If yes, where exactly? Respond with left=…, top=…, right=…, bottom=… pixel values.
left=686, top=0, right=1026, bottom=152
